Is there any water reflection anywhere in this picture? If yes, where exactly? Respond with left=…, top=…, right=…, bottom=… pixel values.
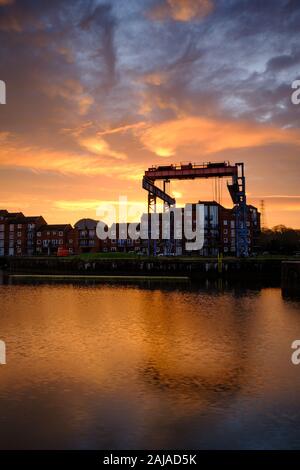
left=0, top=279, right=300, bottom=449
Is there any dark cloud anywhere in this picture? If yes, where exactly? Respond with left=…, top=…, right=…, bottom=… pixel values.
left=80, top=4, right=117, bottom=85
left=266, top=53, right=300, bottom=72
left=1, top=0, right=300, bottom=227
left=0, top=0, right=299, bottom=159
left=0, top=0, right=119, bottom=151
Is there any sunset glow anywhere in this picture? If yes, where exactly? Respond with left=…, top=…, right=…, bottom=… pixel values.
left=0, top=0, right=300, bottom=227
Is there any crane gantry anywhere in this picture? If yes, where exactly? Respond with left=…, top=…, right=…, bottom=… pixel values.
left=142, top=161, right=248, bottom=257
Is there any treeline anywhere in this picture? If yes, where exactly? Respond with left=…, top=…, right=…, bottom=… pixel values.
left=258, top=225, right=300, bottom=255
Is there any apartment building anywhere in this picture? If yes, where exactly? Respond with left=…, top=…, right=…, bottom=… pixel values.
left=74, top=218, right=101, bottom=253
left=36, top=224, right=76, bottom=255
left=0, top=212, right=46, bottom=256
left=104, top=223, right=141, bottom=253
left=0, top=211, right=24, bottom=256
left=0, top=203, right=260, bottom=257
left=142, top=202, right=260, bottom=256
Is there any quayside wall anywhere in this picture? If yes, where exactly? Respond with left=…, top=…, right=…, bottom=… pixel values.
left=0, top=256, right=287, bottom=281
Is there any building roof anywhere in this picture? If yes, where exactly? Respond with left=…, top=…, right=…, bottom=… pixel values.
left=197, top=200, right=224, bottom=207
left=10, top=216, right=46, bottom=224
left=7, top=212, right=24, bottom=217
left=39, top=224, right=73, bottom=231
left=74, top=218, right=99, bottom=229
left=0, top=210, right=24, bottom=219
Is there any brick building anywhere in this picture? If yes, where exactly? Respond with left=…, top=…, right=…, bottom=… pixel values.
left=0, top=210, right=24, bottom=256
left=142, top=201, right=260, bottom=256
left=104, top=223, right=141, bottom=253
left=36, top=224, right=76, bottom=255
left=74, top=218, right=101, bottom=253
left=0, top=211, right=46, bottom=256
left=0, top=202, right=260, bottom=257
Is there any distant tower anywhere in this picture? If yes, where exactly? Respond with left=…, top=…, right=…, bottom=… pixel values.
left=260, top=199, right=267, bottom=229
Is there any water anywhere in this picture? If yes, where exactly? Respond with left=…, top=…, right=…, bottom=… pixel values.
left=0, top=279, right=300, bottom=449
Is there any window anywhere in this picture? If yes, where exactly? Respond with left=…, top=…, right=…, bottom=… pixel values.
left=17, top=224, right=22, bottom=229
left=52, top=231, right=57, bottom=236
left=231, top=230, right=235, bottom=237
left=59, top=231, right=63, bottom=236
left=47, top=231, right=50, bottom=236
left=224, top=247, right=228, bottom=252
left=223, top=220, right=228, bottom=225
left=17, top=232, right=21, bottom=237
left=68, top=239, right=73, bottom=244
left=224, top=238, right=228, bottom=243
left=10, top=224, right=14, bottom=231
left=59, top=239, right=63, bottom=245
left=37, top=240, right=41, bottom=245
left=224, top=229, right=228, bottom=234
left=0, top=224, right=4, bottom=231
left=17, top=240, right=21, bottom=245
left=231, top=221, right=235, bottom=228
left=247, top=221, right=250, bottom=227
left=37, top=232, right=41, bottom=237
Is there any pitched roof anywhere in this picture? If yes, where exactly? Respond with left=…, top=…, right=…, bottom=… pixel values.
left=74, top=218, right=99, bottom=229
left=10, top=216, right=45, bottom=224
left=39, top=224, right=72, bottom=231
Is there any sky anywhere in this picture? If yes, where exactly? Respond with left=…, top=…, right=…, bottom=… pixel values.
left=0, top=0, right=300, bottom=228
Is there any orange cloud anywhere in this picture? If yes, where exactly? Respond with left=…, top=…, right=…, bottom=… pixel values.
left=139, top=116, right=300, bottom=157
left=96, top=122, right=147, bottom=136
left=79, top=137, right=127, bottom=160
left=0, top=133, right=142, bottom=178
left=149, top=0, right=214, bottom=22
left=142, top=72, right=168, bottom=86
left=42, top=79, right=94, bottom=116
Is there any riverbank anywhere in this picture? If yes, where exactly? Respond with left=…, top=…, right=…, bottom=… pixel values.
left=1, top=254, right=298, bottom=280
